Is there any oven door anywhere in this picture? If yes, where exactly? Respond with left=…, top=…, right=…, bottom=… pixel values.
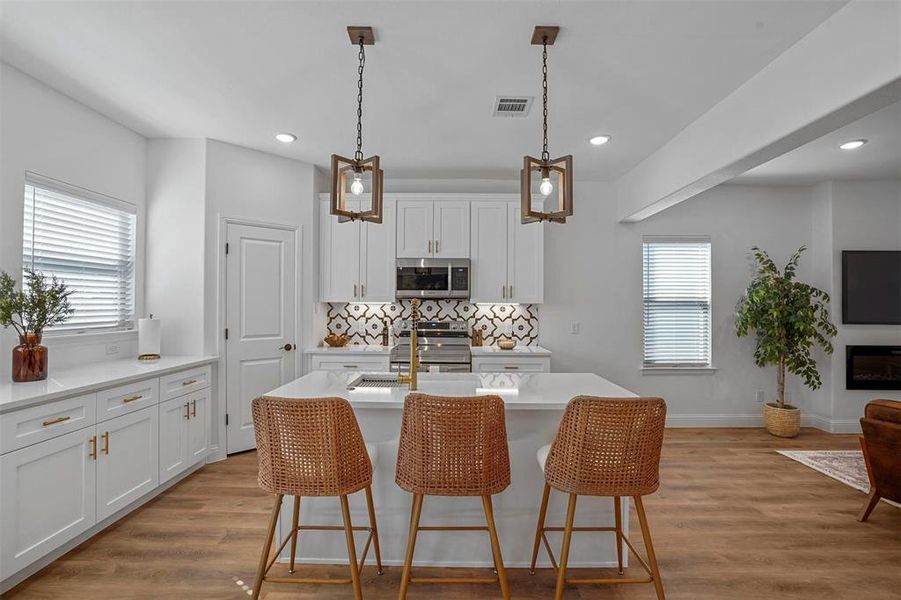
left=396, top=259, right=465, bottom=299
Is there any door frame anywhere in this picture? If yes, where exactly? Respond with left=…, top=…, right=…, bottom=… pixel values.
left=216, top=215, right=303, bottom=459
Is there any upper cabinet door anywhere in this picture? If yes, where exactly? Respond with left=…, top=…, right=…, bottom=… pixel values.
left=508, top=203, right=544, bottom=303
left=360, top=199, right=396, bottom=302
left=433, top=201, right=470, bottom=258
left=470, top=202, right=509, bottom=303
left=396, top=200, right=434, bottom=258
left=320, top=200, right=362, bottom=301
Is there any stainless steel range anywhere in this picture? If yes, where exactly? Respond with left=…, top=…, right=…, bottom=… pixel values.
left=390, top=320, right=471, bottom=373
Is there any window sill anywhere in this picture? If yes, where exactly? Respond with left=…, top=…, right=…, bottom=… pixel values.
left=641, top=366, right=717, bottom=375
left=42, top=329, right=137, bottom=347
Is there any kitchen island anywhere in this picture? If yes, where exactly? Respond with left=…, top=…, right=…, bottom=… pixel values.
left=262, top=371, right=637, bottom=569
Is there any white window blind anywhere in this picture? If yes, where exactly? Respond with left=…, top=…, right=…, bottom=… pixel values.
left=642, top=238, right=712, bottom=367
left=22, top=175, right=137, bottom=334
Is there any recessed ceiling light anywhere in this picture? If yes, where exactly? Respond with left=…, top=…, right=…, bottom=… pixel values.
left=275, top=132, right=297, bottom=143
left=839, top=139, right=867, bottom=150
left=589, top=135, right=611, bottom=146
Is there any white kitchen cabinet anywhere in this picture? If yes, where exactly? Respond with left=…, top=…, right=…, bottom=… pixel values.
left=309, top=354, right=390, bottom=372
left=159, top=395, right=190, bottom=484
left=96, top=378, right=159, bottom=422
left=396, top=199, right=469, bottom=258
left=320, top=198, right=396, bottom=302
left=0, top=428, right=96, bottom=579
left=472, top=355, right=551, bottom=373
left=95, top=406, right=159, bottom=521
left=470, top=201, right=544, bottom=303
left=187, top=389, right=210, bottom=465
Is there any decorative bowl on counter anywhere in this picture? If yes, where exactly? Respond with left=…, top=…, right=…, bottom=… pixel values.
left=324, top=333, right=350, bottom=348
left=498, top=338, right=516, bottom=350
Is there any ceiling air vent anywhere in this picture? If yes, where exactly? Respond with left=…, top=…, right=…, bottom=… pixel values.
left=492, top=96, right=533, bottom=117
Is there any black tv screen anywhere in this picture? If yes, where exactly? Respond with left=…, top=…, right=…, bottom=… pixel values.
left=842, top=251, right=901, bottom=324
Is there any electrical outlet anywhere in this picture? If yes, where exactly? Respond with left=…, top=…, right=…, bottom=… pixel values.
left=755, top=391, right=765, bottom=403
left=105, top=343, right=121, bottom=356
left=570, top=322, right=580, bottom=335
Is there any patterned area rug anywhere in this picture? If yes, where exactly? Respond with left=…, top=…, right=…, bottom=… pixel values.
left=778, top=450, right=900, bottom=508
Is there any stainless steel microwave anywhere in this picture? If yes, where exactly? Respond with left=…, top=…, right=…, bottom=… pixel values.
left=396, top=259, right=470, bottom=299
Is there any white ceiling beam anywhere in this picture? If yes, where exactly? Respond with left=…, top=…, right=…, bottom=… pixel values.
left=617, top=0, right=901, bottom=223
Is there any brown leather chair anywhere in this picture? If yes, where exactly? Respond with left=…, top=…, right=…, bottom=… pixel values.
left=858, top=399, right=901, bottom=522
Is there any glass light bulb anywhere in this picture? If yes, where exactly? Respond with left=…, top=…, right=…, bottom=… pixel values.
left=539, top=177, right=554, bottom=197
left=350, top=173, right=364, bottom=195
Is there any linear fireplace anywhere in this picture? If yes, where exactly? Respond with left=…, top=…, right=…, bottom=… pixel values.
left=846, top=345, right=901, bottom=390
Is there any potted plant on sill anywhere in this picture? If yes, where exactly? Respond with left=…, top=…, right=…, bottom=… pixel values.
left=0, top=270, right=74, bottom=382
left=735, top=246, right=836, bottom=438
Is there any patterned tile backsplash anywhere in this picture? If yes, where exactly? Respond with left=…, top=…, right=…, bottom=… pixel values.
left=325, top=301, right=539, bottom=346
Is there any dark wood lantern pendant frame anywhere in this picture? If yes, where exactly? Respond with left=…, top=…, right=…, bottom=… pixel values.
left=521, top=26, right=573, bottom=224
left=330, top=26, right=383, bottom=223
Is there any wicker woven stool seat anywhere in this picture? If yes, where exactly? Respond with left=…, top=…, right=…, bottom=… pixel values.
left=395, top=393, right=512, bottom=599
left=250, top=396, right=382, bottom=600
left=530, top=396, right=667, bottom=600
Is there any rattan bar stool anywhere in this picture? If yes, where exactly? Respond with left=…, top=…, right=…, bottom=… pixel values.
left=529, top=396, right=667, bottom=600
left=395, top=393, right=512, bottom=599
left=250, top=396, right=382, bottom=600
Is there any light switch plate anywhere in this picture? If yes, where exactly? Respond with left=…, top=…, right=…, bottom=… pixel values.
left=570, top=322, right=580, bottom=335
left=105, top=343, right=121, bottom=355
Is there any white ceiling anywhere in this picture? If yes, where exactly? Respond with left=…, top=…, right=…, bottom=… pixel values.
left=734, top=101, right=901, bottom=185
left=0, top=1, right=846, bottom=180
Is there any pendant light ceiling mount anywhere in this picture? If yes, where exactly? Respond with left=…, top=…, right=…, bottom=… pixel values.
left=521, top=25, right=573, bottom=225
left=330, top=25, right=383, bottom=223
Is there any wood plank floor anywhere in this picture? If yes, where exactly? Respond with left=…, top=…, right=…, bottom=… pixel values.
left=4, top=428, right=899, bottom=599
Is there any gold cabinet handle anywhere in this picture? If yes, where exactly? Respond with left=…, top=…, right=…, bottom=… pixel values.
left=509, top=285, right=513, bottom=298
left=502, top=285, right=506, bottom=299
left=435, top=239, right=439, bottom=253
left=428, top=240, right=432, bottom=253
left=361, top=284, right=365, bottom=297
left=89, top=435, right=97, bottom=460
left=122, top=395, right=143, bottom=403
left=191, top=399, right=197, bottom=418
left=101, top=431, right=110, bottom=455
left=503, top=366, right=520, bottom=370
left=184, top=402, right=191, bottom=420
left=42, top=415, right=71, bottom=427
left=182, top=379, right=197, bottom=386
left=353, top=283, right=358, bottom=298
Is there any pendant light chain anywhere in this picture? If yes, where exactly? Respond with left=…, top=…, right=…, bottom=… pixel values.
left=355, top=36, right=365, bottom=162
left=541, top=36, right=549, bottom=162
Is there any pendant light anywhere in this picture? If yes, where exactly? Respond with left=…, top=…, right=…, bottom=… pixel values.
left=521, top=26, right=573, bottom=224
left=330, top=26, right=383, bottom=223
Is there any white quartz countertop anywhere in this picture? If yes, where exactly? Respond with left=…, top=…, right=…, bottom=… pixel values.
left=264, top=371, right=634, bottom=410
left=304, top=345, right=391, bottom=354
left=0, top=355, right=218, bottom=413
left=470, top=345, right=552, bottom=356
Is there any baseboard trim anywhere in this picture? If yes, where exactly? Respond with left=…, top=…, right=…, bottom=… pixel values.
left=666, top=413, right=861, bottom=434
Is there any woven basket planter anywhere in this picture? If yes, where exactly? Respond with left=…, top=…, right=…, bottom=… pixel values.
left=763, top=402, right=800, bottom=438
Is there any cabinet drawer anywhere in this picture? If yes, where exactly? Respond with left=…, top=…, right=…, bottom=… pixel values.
left=310, top=356, right=389, bottom=372
left=159, top=366, right=211, bottom=401
left=96, top=378, right=160, bottom=422
left=472, top=357, right=550, bottom=373
left=0, top=394, right=97, bottom=454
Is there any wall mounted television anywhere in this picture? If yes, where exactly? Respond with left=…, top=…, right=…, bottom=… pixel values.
left=842, top=251, right=901, bottom=325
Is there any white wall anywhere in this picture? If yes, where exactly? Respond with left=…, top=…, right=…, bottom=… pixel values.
left=541, top=182, right=822, bottom=426
left=0, top=63, right=147, bottom=377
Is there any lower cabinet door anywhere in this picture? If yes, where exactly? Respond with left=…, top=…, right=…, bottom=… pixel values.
left=187, top=389, right=210, bottom=467
left=159, top=396, right=190, bottom=485
left=0, top=428, right=97, bottom=579
left=95, top=407, right=159, bottom=522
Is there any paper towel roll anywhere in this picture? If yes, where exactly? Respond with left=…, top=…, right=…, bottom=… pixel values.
left=138, top=317, right=161, bottom=360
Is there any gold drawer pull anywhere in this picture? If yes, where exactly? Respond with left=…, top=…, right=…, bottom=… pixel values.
left=42, top=415, right=71, bottom=427
left=122, top=395, right=143, bottom=403
left=101, top=431, right=110, bottom=455
left=182, top=379, right=198, bottom=386
left=503, top=366, right=520, bottom=370
left=184, top=402, right=191, bottom=420
left=191, top=399, right=197, bottom=418
left=89, top=435, right=97, bottom=460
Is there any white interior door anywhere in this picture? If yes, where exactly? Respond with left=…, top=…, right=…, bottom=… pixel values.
left=470, top=201, right=509, bottom=303
left=226, top=223, right=297, bottom=454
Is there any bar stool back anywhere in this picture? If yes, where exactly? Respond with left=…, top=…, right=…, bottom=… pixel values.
left=395, top=393, right=512, bottom=599
left=251, top=396, right=382, bottom=600
left=530, top=396, right=667, bottom=600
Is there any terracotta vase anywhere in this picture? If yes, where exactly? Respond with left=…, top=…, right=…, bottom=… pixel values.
left=12, top=334, right=48, bottom=383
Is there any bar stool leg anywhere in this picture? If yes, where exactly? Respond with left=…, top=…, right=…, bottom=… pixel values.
left=339, top=495, right=363, bottom=600
left=481, top=495, right=510, bottom=599
left=613, top=496, right=624, bottom=575
left=553, top=493, right=578, bottom=600
left=529, top=483, right=551, bottom=574
left=365, top=485, right=384, bottom=574
left=634, top=496, right=665, bottom=600
left=288, top=496, right=301, bottom=573
left=399, top=493, right=424, bottom=600
left=252, top=494, right=283, bottom=600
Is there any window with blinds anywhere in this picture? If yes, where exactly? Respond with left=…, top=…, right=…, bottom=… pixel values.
left=642, top=237, right=712, bottom=367
left=22, top=175, right=137, bottom=334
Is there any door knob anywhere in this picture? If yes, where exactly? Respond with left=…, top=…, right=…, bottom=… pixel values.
left=281, top=343, right=296, bottom=351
